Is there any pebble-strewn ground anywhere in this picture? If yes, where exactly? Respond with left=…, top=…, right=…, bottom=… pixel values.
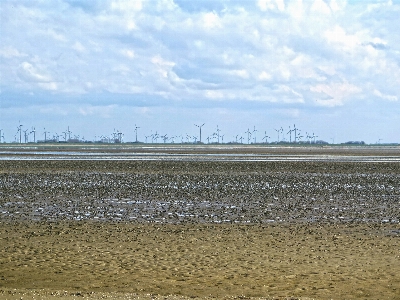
left=0, top=160, right=399, bottom=224
left=0, top=148, right=399, bottom=300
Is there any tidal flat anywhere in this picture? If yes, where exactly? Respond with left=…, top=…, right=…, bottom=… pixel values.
left=0, top=147, right=399, bottom=299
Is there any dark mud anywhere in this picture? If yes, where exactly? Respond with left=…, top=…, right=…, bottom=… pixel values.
left=1, top=160, right=399, bottom=224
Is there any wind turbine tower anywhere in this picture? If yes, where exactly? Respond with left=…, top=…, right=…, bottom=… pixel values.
left=17, top=122, right=23, bottom=144
left=216, top=125, right=221, bottom=144
left=287, top=126, right=293, bottom=143
left=252, top=126, right=258, bottom=143
left=161, top=134, right=168, bottom=143
left=67, top=126, right=72, bottom=141
left=312, top=133, right=318, bottom=144
left=195, top=123, right=205, bottom=143
left=134, top=124, right=140, bottom=142
left=262, top=131, right=270, bottom=143
left=293, top=124, right=298, bottom=143
left=245, top=128, right=252, bottom=144
left=43, top=128, right=50, bottom=143
left=274, top=128, right=280, bottom=143
left=30, top=127, right=36, bottom=143
left=23, top=129, right=29, bottom=143
left=306, top=132, right=311, bottom=144
left=117, top=131, right=123, bottom=143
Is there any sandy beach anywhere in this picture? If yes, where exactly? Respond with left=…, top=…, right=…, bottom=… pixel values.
left=0, top=146, right=399, bottom=299
left=1, top=222, right=399, bottom=299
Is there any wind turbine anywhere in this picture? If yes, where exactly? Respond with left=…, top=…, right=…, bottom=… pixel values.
left=66, top=126, right=72, bottom=141
left=161, top=134, right=168, bottom=143
left=297, top=132, right=303, bottom=143
left=43, top=128, right=50, bottom=143
left=195, top=123, right=205, bottom=143
left=30, top=127, right=36, bottom=143
left=17, top=122, right=23, bottom=143
left=287, top=126, right=293, bottom=143
left=310, top=132, right=318, bottom=144
left=306, top=132, right=311, bottom=144
left=134, top=124, right=140, bottom=142
left=312, top=133, right=318, bottom=144
left=153, top=132, right=159, bottom=143
left=215, top=125, right=221, bottom=144
left=0, top=129, right=3, bottom=143
left=23, top=129, right=29, bottom=143
left=117, top=131, right=123, bottom=143
left=274, top=128, right=280, bottom=143
left=293, top=124, right=298, bottom=143
left=245, top=128, right=252, bottom=144
left=262, top=131, right=270, bottom=143
left=252, top=126, right=258, bottom=143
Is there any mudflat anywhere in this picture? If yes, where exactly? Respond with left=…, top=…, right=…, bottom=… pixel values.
left=0, top=148, right=399, bottom=299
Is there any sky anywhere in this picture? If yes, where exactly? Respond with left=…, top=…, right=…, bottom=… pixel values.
left=0, top=0, right=399, bottom=144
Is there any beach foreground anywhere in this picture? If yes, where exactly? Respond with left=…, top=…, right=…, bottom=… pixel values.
left=1, top=222, right=399, bottom=300
left=1, top=148, right=399, bottom=299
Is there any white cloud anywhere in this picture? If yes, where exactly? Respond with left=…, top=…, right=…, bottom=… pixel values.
left=202, top=12, right=221, bottom=29
left=258, top=0, right=285, bottom=12
left=205, top=90, right=224, bottom=99
left=38, top=82, right=58, bottom=91
left=258, top=71, right=272, bottom=81
left=120, top=49, right=135, bottom=59
left=156, top=0, right=178, bottom=11
left=229, top=69, right=249, bottom=79
left=0, top=0, right=399, bottom=138
left=110, top=0, right=143, bottom=12
left=324, top=25, right=359, bottom=51
left=311, top=82, right=362, bottom=107
left=18, top=62, right=52, bottom=83
left=72, top=41, right=86, bottom=53
left=151, top=55, right=175, bottom=79
left=373, top=89, right=398, bottom=102
left=287, top=0, right=305, bottom=20
left=311, top=0, right=331, bottom=15
left=0, top=46, right=27, bottom=58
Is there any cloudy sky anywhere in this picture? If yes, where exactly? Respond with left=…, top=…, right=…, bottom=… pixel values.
left=0, top=0, right=399, bottom=144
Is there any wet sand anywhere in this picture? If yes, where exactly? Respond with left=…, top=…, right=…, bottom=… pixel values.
left=0, top=147, right=399, bottom=299
left=1, top=222, right=399, bottom=300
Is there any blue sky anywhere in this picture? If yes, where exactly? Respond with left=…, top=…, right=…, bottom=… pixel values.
left=0, top=0, right=399, bottom=143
